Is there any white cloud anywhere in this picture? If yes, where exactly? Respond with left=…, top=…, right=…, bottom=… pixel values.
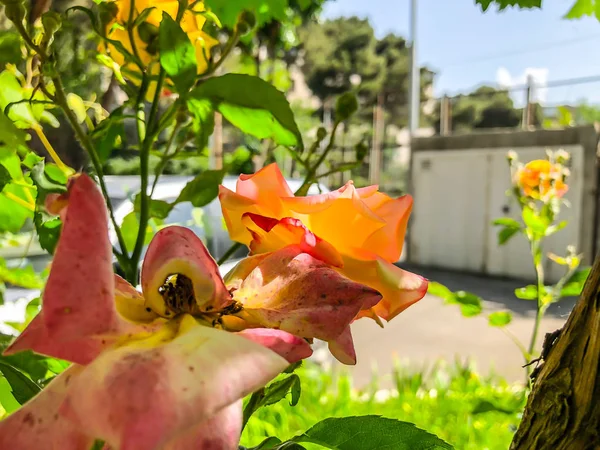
left=496, top=67, right=549, bottom=105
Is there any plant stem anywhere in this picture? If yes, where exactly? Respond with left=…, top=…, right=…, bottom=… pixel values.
left=217, top=242, right=242, bottom=266
left=295, top=121, right=340, bottom=196
left=51, top=75, right=127, bottom=261
left=527, top=239, right=545, bottom=364
left=197, top=30, right=240, bottom=83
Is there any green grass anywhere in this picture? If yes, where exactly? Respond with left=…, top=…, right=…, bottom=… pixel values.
left=241, top=360, right=526, bottom=450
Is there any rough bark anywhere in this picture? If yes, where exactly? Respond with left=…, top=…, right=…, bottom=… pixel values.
left=511, top=255, right=600, bottom=449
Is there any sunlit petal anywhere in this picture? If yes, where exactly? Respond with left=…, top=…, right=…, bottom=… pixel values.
left=0, top=366, right=94, bottom=450
left=238, top=328, right=313, bottom=363
left=60, top=320, right=288, bottom=450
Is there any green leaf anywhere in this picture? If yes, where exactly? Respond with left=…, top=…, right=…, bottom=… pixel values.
left=492, top=217, right=521, bottom=229
left=187, top=97, right=214, bottom=150
left=133, top=193, right=173, bottom=220
left=174, top=170, right=224, bottom=207
left=453, top=291, right=483, bottom=317
left=335, top=92, right=358, bottom=121
left=159, top=13, right=197, bottom=93
left=476, top=0, right=541, bottom=11
left=514, top=285, right=539, bottom=300
left=0, top=110, right=29, bottom=153
left=0, top=282, right=4, bottom=305
left=0, top=71, right=37, bottom=127
left=427, top=281, right=453, bottom=300
left=66, top=93, right=87, bottom=124
left=22, top=151, right=43, bottom=169
left=259, top=374, right=301, bottom=409
left=560, top=267, right=591, bottom=297
left=0, top=262, right=45, bottom=289
left=564, top=0, right=594, bottom=18
left=204, top=0, right=287, bottom=28
left=248, top=436, right=284, bottom=449
left=0, top=361, right=41, bottom=405
left=34, top=210, right=61, bottom=254
left=0, top=183, right=33, bottom=232
left=30, top=161, right=67, bottom=206
left=488, top=311, right=512, bottom=327
left=189, top=74, right=302, bottom=148
left=472, top=399, right=517, bottom=415
left=92, top=109, right=124, bottom=163
left=0, top=376, right=21, bottom=414
left=0, top=165, right=11, bottom=193
left=120, top=212, right=159, bottom=253
left=545, top=220, right=568, bottom=237
left=497, top=226, right=520, bottom=245
left=287, top=416, right=453, bottom=449
left=522, top=205, right=549, bottom=236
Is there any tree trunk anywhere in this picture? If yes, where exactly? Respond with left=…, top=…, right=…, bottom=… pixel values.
left=510, top=254, right=600, bottom=449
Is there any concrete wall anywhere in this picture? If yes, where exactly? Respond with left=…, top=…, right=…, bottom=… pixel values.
left=408, top=127, right=598, bottom=280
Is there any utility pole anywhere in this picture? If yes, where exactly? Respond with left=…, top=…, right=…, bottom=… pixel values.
left=522, top=74, right=535, bottom=129
left=408, top=0, right=419, bottom=135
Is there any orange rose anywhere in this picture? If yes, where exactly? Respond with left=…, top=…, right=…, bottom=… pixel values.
left=219, top=164, right=428, bottom=324
left=518, top=159, right=568, bottom=200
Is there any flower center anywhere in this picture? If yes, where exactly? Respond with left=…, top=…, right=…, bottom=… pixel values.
left=159, top=274, right=199, bottom=316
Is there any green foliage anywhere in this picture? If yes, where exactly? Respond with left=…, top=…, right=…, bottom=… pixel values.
left=428, top=282, right=483, bottom=317
left=493, top=217, right=522, bottom=245
left=560, top=267, right=591, bottom=296
left=514, top=285, right=541, bottom=300
left=488, top=311, right=512, bottom=327
left=0, top=361, right=41, bottom=405
left=564, top=0, right=600, bottom=19
left=242, top=363, right=524, bottom=450
left=159, top=14, right=198, bottom=94
left=476, top=0, right=542, bottom=11
left=269, top=416, right=453, bottom=449
left=174, top=170, right=225, bottom=207
left=189, top=74, right=303, bottom=148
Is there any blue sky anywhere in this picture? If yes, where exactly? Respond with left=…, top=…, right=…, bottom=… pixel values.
left=322, top=0, right=600, bottom=105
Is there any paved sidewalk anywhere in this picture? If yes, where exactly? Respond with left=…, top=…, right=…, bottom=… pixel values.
left=346, top=265, right=576, bottom=387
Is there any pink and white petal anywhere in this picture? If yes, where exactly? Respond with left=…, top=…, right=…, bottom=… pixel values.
left=165, top=402, right=242, bottom=450
left=233, top=246, right=381, bottom=341
left=0, top=366, right=94, bottom=450
left=243, top=214, right=343, bottom=267
left=4, top=314, right=105, bottom=365
left=327, top=327, right=356, bottom=365
left=42, top=174, right=128, bottom=347
left=361, top=195, right=412, bottom=263
left=141, top=226, right=231, bottom=316
left=238, top=328, right=313, bottom=363
left=60, top=323, right=289, bottom=450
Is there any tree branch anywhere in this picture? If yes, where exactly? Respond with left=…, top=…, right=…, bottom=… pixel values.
left=511, top=253, right=600, bottom=449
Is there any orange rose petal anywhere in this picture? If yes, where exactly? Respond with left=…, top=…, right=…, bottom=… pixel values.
left=164, top=402, right=242, bottom=450
left=327, top=327, right=356, bottom=365
left=342, top=257, right=428, bottom=322
left=0, top=366, right=94, bottom=450
left=141, top=226, right=232, bottom=316
left=60, top=324, right=288, bottom=450
left=243, top=213, right=343, bottom=268
left=232, top=246, right=381, bottom=342
left=236, top=163, right=294, bottom=201
left=361, top=195, right=412, bottom=263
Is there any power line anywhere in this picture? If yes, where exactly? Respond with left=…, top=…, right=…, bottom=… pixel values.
left=439, top=34, right=600, bottom=68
